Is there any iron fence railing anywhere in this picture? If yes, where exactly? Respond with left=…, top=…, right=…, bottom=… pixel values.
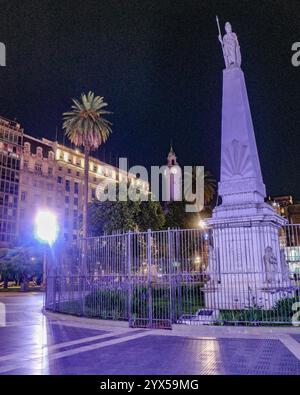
left=45, top=224, right=300, bottom=328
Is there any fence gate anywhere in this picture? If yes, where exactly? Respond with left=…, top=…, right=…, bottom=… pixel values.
left=129, top=231, right=172, bottom=329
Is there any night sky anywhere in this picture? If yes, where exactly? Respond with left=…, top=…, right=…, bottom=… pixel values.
left=1, top=0, right=300, bottom=198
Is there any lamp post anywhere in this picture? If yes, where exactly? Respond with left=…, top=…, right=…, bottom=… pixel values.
left=198, top=219, right=207, bottom=230
left=34, top=210, right=59, bottom=288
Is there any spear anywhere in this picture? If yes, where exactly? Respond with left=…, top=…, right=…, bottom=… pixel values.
left=216, top=15, right=222, bottom=41
left=216, top=15, right=227, bottom=67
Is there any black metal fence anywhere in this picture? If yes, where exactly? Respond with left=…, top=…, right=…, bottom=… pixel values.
left=45, top=224, right=300, bottom=328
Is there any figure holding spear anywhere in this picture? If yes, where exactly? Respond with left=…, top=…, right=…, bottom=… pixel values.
left=216, top=16, right=241, bottom=68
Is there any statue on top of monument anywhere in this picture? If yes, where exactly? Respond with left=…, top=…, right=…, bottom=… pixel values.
left=216, top=17, right=241, bottom=69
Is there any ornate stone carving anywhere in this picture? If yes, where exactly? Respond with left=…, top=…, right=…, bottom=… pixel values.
left=263, top=246, right=278, bottom=284
left=222, top=139, right=252, bottom=178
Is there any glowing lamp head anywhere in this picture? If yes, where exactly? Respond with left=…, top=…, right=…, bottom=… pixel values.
left=34, top=210, right=59, bottom=245
left=198, top=219, right=207, bottom=230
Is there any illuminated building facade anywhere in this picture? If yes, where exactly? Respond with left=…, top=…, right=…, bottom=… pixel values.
left=0, top=115, right=149, bottom=246
left=267, top=195, right=300, bottom=224
left=0, top=117, right=23, bottom=244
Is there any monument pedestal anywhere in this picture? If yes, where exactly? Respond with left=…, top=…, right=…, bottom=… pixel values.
left=206, top=212, right=288, bottom=310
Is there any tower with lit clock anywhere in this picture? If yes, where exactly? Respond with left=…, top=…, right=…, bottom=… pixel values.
left=166, top=144, right=182, bottom=202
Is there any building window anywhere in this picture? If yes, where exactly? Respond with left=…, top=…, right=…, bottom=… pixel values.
left=47, top=183, right=54, bottom=191
left=21, top=191, right=26, bottom=201
left=65, top=208, right=69, bottom=216
left=74, top=197, right=78, bottom=206
left=66, top=179, right=70, bottom=192
left=76, top=171, right=80, bottom=177
left=91, top=188, right=96, bottom=199
left=67, top=168, right=71, bottom=174
left=65, top=196, right=70, bottom=204
left=35, top=164, right=42, bottom=175
left=74, top=182, right=79, bottom=194
left=57, top=176, right=62, bottom=184
left=58, top=166, right=62, bottom=171
left=48, top=167, right=53, bottom=176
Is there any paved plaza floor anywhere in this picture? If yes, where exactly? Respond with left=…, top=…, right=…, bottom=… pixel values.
left=0, top=293, right=300, bottom=375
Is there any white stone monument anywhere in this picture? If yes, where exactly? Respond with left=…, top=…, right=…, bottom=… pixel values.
left=205, top=19, right=289, bottom=310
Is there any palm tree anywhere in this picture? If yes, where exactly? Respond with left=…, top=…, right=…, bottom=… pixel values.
left=203, top=170, right=216, bottom=206
left=62, top=91, right=112, bottom=246
left=184, top=166, right=216, bottom=208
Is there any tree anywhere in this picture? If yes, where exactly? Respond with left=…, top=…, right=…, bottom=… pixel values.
left=164, top=168, right=216, bottom=229
left=0, top=246, right=42, bottom=290
left=88, top=200, right=140, bottom=235
left=88, top=199, right=165, bottom=235
left=165, top=201, right=192, bottom=229
left=184, top=167, right=216, bottom=207
left=136, top=201, right=165, bottom=231
left=62, top=91, right=112, bottom=240
left=203, top=170, right=216, bottom=206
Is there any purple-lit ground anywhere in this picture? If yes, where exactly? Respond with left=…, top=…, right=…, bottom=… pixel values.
left=0, top=294, right=299, bottom=375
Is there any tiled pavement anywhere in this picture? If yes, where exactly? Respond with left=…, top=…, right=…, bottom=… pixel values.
left=291, top=334, right=300, bottom=344
left=0, top=293, right=300, bottom=375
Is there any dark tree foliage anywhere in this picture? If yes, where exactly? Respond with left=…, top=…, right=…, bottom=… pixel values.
left=0, top=246, right=43, bottom=288
left=88, top=199, right=165, bottom=235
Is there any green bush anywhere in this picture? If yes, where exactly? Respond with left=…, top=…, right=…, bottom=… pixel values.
left=273, top=296, right=298, bottom=315
left=83, top=283, right=204, bottom=321
left=220, top=296, right=300, bottom=325
left=84, top=288, right=128, bottom=320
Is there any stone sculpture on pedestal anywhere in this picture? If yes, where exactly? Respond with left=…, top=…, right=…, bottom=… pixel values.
left=205, top=19, right=290, bottom=310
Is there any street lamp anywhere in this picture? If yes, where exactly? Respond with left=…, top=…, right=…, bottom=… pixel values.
left=198, top=219, right=207, bottom=230
left=34, top=210, right=59, bottom=287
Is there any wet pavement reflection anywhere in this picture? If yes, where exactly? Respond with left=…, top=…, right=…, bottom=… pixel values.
left=0, top=293, right=299, bottom=375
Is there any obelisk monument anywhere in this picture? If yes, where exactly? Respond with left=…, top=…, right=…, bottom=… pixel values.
left=206, top=19, right=289, bottom=310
